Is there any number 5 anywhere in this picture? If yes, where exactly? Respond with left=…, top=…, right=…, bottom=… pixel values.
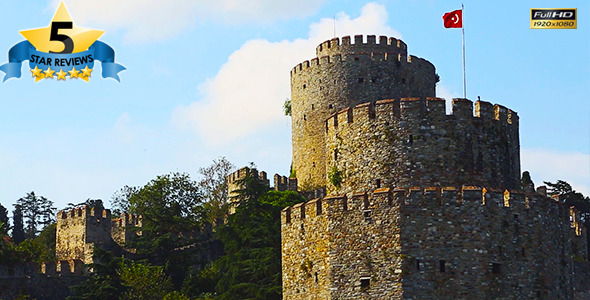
left=50, top=21, right=74, bottom=54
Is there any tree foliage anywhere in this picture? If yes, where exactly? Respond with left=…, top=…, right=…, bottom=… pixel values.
left=544, top=180, right=590, bottom=225
left=184, top=172, right=304, bottom=299
left=15, top=191, right=55, bottom=239
left=12, top=204, right=25, bottom=244
left=0, top=202, right=9, bottom=235
left=199, top=157, right=234, bottom=224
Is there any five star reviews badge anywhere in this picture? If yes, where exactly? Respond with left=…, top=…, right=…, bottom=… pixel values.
left=0, top=2, right=125, bottom=83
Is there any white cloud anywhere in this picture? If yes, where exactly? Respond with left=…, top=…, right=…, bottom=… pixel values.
left=52, top=0, right=326, bottom=42
left=521, top=148, right=590, bottom=196
left=172, top=2, right=401, bottom=145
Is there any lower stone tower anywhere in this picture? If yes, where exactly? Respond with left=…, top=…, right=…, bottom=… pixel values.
left=56, top=205, right=141, bottom=264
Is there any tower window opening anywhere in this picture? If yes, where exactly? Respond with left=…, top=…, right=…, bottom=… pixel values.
left=370, top=77, right=376, bottom=83
left=358, top=77, right=364, bottom=83
left=329, top=104, right=333, bottom=109
left=376, top=179, right=381, bottom=188
left=521, top=247, right=525, bottom=257
left=315, top=272, right=319, bottom=283
left=492, top=263, right=502, bottom=274
left=311, top=104, right=314, bottom=110
left=408, top=135, right=413, bottom=145
left=303, top=84, right=306, bottom=89
left=360, top=277, right=370, bottom=289
left=304, top=115, right=306, bottom=121
left=439, top=260, right=446, bottom=272
left=355, top=57, right=360, bottom=61
left=416, top=259, right=421, bottom=270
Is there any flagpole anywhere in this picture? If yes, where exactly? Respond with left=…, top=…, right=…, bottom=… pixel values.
left=462, top=3, right=466, bottom=99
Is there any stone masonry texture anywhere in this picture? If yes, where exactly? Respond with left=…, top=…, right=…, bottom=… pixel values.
left=282, top=35, right=589, bottom=299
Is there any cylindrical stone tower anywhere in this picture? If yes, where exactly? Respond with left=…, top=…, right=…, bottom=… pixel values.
left=291, top=35, right=437, bottom=190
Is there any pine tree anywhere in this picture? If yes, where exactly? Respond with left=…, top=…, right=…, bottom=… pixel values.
left=12, top=204, right=25, bottom=244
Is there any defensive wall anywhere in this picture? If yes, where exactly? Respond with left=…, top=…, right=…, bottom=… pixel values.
left=281, top=186, right=587, bottom=299
left=0, top=260, right=85, bottom=300
left=291, top=35, right=437, bottom=191
left=325, top=98, right=520, bottom=194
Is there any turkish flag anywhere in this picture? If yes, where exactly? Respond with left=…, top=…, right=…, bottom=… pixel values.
left=443, top=9, right=462, bottom=28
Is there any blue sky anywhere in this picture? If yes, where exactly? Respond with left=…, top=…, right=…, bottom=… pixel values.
left=0, top=0, right=588, bottom=212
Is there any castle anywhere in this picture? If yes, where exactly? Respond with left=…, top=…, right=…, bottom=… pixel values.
left=277, top=35, right=588, bottom=299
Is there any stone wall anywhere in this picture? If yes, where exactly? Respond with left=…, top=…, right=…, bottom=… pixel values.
left=281, top=187, right=587, bottom=299
left=325, top=98, right=521, bottom=194
left=290, top=35, right=436, bottom=191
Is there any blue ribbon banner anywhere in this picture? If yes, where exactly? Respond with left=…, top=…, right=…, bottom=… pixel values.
left=0, top=40, right=125, bottom=82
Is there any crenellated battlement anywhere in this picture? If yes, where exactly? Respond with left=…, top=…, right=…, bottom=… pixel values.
left=314, top=35, right=407, bottom=61
left=291, top=52, right=431, bottom=76
left=326, top=97, right=518, bottom=131
left=0, top=259, right=85, bottom=279
left=57, top=205, right=111, bottom=220
left=112, top=212, right=142, bottom=228
left=227, top=166, right=269, bottom=185
left=282, top=187, right=584, bottom=232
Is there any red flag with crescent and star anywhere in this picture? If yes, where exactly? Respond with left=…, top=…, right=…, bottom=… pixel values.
left=443, top=9, right=462, bottom=28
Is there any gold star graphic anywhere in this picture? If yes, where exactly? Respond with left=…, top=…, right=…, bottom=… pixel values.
left=68, top=67, right=80, bottom=79
left=56, top=69, right=67, bottom=80
left=31, top=66, right=43, bottom=77
left=44, top=67, right=55, bottom=79
left=81, top=66, right=93, bottom=78
left=20, top=2, right=104, bottom=54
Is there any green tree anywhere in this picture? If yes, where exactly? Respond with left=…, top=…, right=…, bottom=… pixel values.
left=185, top=172, right=304, bottom=299
left=0, top=202, right=9, bottom=235
left=16, top=192, right=56, bottom=239
left=198, top=157, right=234, bottom=223
left=12, top=204, right=25, bottom=244
left=544, top=180, right=590, bottom=225
left=283, top=98, right=291, bottom=116
left=118, top=260, right=175, bottom=300
left=112, top=172, right=205, bottom=287
left=68, top=247, right=126, bottom=300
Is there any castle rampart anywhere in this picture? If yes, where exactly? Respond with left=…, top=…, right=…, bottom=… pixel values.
left=291, top=35, right=436, bottom=191
left=281, top=187, right=587, bottom=299
left=325, top=98, right=521, bottom=194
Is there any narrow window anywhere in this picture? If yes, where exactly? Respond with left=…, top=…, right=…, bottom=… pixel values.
left=360, top=277, right=370, bottom=289
left=358, top=77, right=364, bottom=83
left=304, top=115, right=306, bottom=121
left=315, top=272, right=319, bottom=283
left=334, top=150, right=338, bottom=161
left=316, top=200, right=322, bottom=215
left=521, top=247, right=525, bottom=257
left=492, top=263, right=501, bottom=274
left=329, top=104, right=333, bottom=109
left=439, top=260, right=446, bottom=272
left=376, top=179, right=381, bottom=188
left=311, top=104, right=314, bottom=110
left=285, top=210, right=291, bottom=223
left=408, top=135, right=413, bottom=145
left=416, top=259, right=421, bottom=270
left=303, top=84, right=306, bottom=89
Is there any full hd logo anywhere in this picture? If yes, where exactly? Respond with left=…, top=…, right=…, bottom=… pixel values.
left=0, top=2, right=125, bottom=83
left=531, top=8, right=577, bottom=29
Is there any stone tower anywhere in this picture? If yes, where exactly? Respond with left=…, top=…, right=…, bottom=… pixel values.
left=56, top=205, right=142, bottom=264
left=290, top=35, right=437, bottom=191
left=281, top=35, right=588, bottom=299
